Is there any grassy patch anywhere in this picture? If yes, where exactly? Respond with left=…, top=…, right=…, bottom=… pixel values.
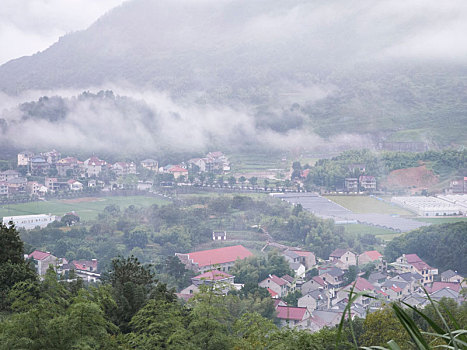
left=414, top=217, right=467, bottom=224
left=0, top=195, right=169, bottom=221
left=325, top=195, right=414, bottom=216
left=341, top=223, right=397, bottom=236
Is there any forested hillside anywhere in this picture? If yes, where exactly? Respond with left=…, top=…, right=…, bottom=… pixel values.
left=1, top=0, right=466, bottom=147
left=384, top=222, right=467, bottom=274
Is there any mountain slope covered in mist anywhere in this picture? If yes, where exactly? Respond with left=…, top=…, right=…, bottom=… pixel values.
left=0, top=0, right=466, bottom=146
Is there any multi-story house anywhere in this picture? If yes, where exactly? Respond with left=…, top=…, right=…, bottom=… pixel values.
left=329, top=248, right=357, bottom=269
left=394, top=254, right=438, bottom=286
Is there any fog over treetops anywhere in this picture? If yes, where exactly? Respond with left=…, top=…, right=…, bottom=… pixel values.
left=0, top=0, right=466, bottom=154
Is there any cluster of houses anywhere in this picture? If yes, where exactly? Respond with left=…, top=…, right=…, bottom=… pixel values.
left=174, top=244, right=465, bottom=332
left=27, top=249, right=100, bottom=282
left=344, top=176, right=377, bottom=192
left=0, top=150, right=231, bottom=199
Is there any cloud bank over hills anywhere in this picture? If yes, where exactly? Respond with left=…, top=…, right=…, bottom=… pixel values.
left=0, top=0, right=466, bottom=154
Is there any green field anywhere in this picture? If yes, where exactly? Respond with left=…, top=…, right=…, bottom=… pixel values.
left=0, top=196, right=169, bottom=221
left=342, top=223, right=402, bottom=242
left=325, top=195, right=414, bottom=216
left=415, top=217, right=467, bottom=224
left=229, top=153, right=289, bottom=173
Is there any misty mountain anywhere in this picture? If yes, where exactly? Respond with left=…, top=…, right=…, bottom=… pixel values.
left=0, top=0, right=466, bottom=147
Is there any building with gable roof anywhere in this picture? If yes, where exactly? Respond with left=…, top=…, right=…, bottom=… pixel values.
left=276, top=306, right=310, bottom=328
left=329, top=248, right=357, bottom=269
left=394, top=254, right=438, bottom=285
left=358, top=250, right=383, bottom=266
left=28, top=250, right=58, bottom=276
left=440, top=270, right=464, bottom=284
left=83, top=156, right=107, bottom=177
left=175, top=245, right=252, bottom=273
left=259, top=274, right=290, bottom=298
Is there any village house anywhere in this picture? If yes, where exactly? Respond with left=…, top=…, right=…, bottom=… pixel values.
left=359, top=175, right=376, bottom=191
left=358, top=250, right=383, bottom=266
left=276, top=306, right=311, bottom=328
left=301, top=275, right=329, bottom=295
left=0, top=170, right=20, bottom=182
left=30, top=156, right=50, bottom=175
left=393, top=254, right=438, bottom=286
left=66, top=259, right=100, bottom=282
left=175, top=245, right=253, bottom=273
left=17, top=151, right=34, bottom=167
left=0, top=181, right=8, bottom=197
left=140, top=159, right=159, bottom=172
left=298, top=289, right=329, bottom=312
left=336, top=277, right=376, bottom=307
left=6, top=177, right=27, bottom=195
left=28, top=250, right=58, bottom=276
left=45, top=177, right=69, bottom=192
left=344, top=178, right=359, bottom=192
left=259, top=274, right=290, bottom=298
left=67, top=179, right=84, bottom=191
left=283, top=249, right=316, bottom=269
left=112, top=162, right=137, bottom=177
left=83, top=156, right=107, bottom=177
left=167, top=165, right=188, bottom=179
left=42, top=149, right=61, bottom=164
left=329, top=248, right=357, bottom=269
left=191, top=270, right=235, bottom=287
left=440, top=270, right=464, bottom=284
left=389, top=272, right=424, bottom=294
left=319, top=267, right=345, bottom=291
left=56, top=157, right=80, bottom=177
left=188, top=158, right=208, bottom=172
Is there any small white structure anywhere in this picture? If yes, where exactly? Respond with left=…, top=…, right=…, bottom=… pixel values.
left=2, top=214, right=58, bottom=230
left=212, top=231, right=227, bottom=240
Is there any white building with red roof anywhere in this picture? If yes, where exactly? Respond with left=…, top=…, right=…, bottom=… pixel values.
left=168, top=165, right=188, bottom=179
left=276, top=306, right=310, bottom=328
left=175, top=245, right=253, bottom=273
left=28, top=250, right=58, bottom=276
left=83, top=156, right=107, bottom=177
left=259, top=274, right=290, bottom=298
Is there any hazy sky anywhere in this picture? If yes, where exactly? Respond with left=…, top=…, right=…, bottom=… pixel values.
left=0, top=0, right=125, bottom=65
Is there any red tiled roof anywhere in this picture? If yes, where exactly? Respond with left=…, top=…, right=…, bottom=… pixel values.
left=193, top=270, right=233, bottom=281
left=427, top=282, right=462, bottom=293
left=391, top=286, right=402, bottom=293
left=405, top=254, right=422, bottom=263
left=276, top=306, right=308, bottom=321
left=312, top=275, right=327, bottom=287
left=186, top=245, right=252, bottom=268
left=72, top=259, right=98, bottom=271
left=169, top=165, right=188, bottom=173
left=352, top=277, right=375, bottom=292
left=292, top=250, right=314, bottom=257
left=377, top=290, right=388, bottom=297
left=268, top=274, right=288, bottom=286
left=281, top=274, right=295, bottom=283
left=362, top=250, right=382, bottom=261
left=28, top=250, right=51, bottom=260
left=267, top=288, right=278, bottom=297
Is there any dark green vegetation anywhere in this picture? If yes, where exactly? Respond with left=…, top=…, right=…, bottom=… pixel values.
left=385, top=222, right=467, bottom=274
left=304, top=149, right=466, bottom=191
